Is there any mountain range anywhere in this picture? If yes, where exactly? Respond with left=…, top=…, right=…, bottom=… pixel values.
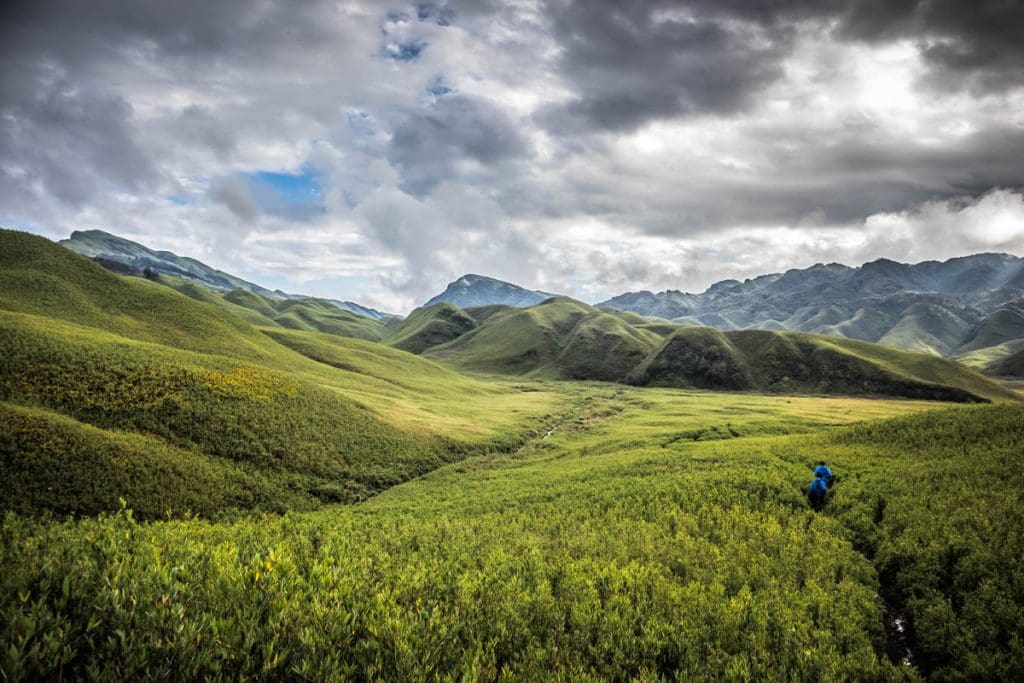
left=379, top=297, right=1013, bottom=402
left=47, top=229, right=1024, bottom=375
left=60, top=230, right=392, bottom=320
left=425, top=256, right=1024, bottom=366
left=595, top=256, right=1024, bottom=359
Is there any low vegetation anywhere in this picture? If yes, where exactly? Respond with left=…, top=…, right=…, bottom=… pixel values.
left=3, top=228, right=1024, bottom=679
left=3, top=390, right=1022, bottom=680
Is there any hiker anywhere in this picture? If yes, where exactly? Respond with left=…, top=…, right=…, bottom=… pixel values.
left=808, top=475, right=828, bottom=512
left=814, top=461, right=834, bottom=488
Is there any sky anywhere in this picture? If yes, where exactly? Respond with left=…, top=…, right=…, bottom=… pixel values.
left=2, top=0, right=1023, bottom=314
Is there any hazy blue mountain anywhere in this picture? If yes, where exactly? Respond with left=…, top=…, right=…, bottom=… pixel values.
left=598, top=255, right=1024, bottom=356
left=60, top=230, right=392, bottom=319
left=425, top=274, right=556, bottom=309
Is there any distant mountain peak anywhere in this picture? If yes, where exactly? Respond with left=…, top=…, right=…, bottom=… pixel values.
left=424, top=274, right=558, bottom=309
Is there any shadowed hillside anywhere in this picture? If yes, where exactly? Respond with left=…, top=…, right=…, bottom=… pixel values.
left=598, top=254, right=1024, bottom=357
left=415, top=294, right=1015, bottom=403
left=386, top=302, right=479, bottom=354
left=628, top=328, right=1016, bottom=402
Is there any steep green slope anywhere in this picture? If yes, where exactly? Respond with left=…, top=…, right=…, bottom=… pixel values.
left=628, top=327, right=1016, bottom=402
left=0, top=401, right=318, bottom=518
left=426, top=298, right=661, bottom=380
left=0, top=311, right=454, bottom=514
left=272, top=298, right=385, bottom=341
left=0, top=230, right=559, bottom=518
left=0, top=230, right=283, bottom=363
left=385, top=303, right=478, bottom=354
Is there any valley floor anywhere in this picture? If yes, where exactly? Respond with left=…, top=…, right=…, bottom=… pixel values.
left=3, top=384, right=1023, bottom=680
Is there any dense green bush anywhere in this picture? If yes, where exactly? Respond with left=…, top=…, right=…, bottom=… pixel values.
left=5, top=396, right=1022, bottom=680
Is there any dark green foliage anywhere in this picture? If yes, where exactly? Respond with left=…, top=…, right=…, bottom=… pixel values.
left=6, top=400, right=1022, bottom=680
left=628, top=327, right=1016, bottom=402
left=386, top=303, right=478, bottom=354
left=811, top=405, right=1024, bottom=680
left=629, top=327, right=752, bottom=389
left=0, top=402, right=320, bottom=518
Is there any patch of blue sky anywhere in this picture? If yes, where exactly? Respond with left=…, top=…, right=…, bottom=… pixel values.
left=427, top=75, right=453, bottom=97
left=383, top=39, right=427, bottom=62
left=166, top=194, right=195, bottom=206
left=0, top=215, right=47, bottom=237
left=243, top=165, right=325, bottom=220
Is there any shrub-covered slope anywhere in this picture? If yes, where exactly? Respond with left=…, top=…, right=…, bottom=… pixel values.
left=0, top=230, right=558, bottom=518
left=416, top=294, right=1014, bottom=402
left=629, top=327, right=1016, bottom=402
left=426, top=298, right=662, bottom=380
left=385, top=303, right=478, bottom=354
left=3, top=393, right=1021, bottom=680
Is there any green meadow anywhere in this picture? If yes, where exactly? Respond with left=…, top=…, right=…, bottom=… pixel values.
left=3, top=229, right=1024, bottom=680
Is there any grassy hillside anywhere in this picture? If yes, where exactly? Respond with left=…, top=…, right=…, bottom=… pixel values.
left=0, top=310, right=455, bottom=513
left=427, top=298, right=662, bottom=380
left=987, top=346, right=1024, bottom=378
left=4, top=391, right=1021, bottom=680
left=628, top=327, right=1017, bottom=402
left=0, top=230, right=284, bottom=364
left=414, top=290, right=1013, bottom=402
left=386, top=303, right=477, bottom=354
left=0, top=230, right=560, bottom=518
left=272, top=297, right=385, bottom=341
left=876, top=302, right=974, bottom=355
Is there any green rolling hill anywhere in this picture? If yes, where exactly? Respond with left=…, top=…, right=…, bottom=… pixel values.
left=989, top=346, right=1024, bottom=377
left=629, top=328, right=1015, bottom=402
left=0, top=229, right=558, bottom=518
left=385, top=302, right=478, bottom=354
left=426, top=298, right=662, bottom=381
left=415, top=295, right=1013, bottom=402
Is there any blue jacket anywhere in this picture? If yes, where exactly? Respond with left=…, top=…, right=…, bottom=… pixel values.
left=814, top=465, right=833, bottom=483
left=808, top=477, right=828, bottom=498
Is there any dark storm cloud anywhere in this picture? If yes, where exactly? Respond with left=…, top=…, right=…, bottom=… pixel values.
left=0, top=0, right=339, bottom=216
left=836, top=0, right=1024, bottom=92
left=172, top=106, right=238, bottom=160
left=0, top=0, right=333, bottom=67
left=1, top=0, right=1023, bottom=311
left=0, top=64, right=159, bottom=208
left=538, top=0, right=792, bottom=132
left=386, top=94, right=532, bottom=196
left=535, top=0, right=1024, bottom=134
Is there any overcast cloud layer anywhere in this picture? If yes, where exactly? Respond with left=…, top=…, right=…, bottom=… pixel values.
left=2, top=0, right=1023, bottom=312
